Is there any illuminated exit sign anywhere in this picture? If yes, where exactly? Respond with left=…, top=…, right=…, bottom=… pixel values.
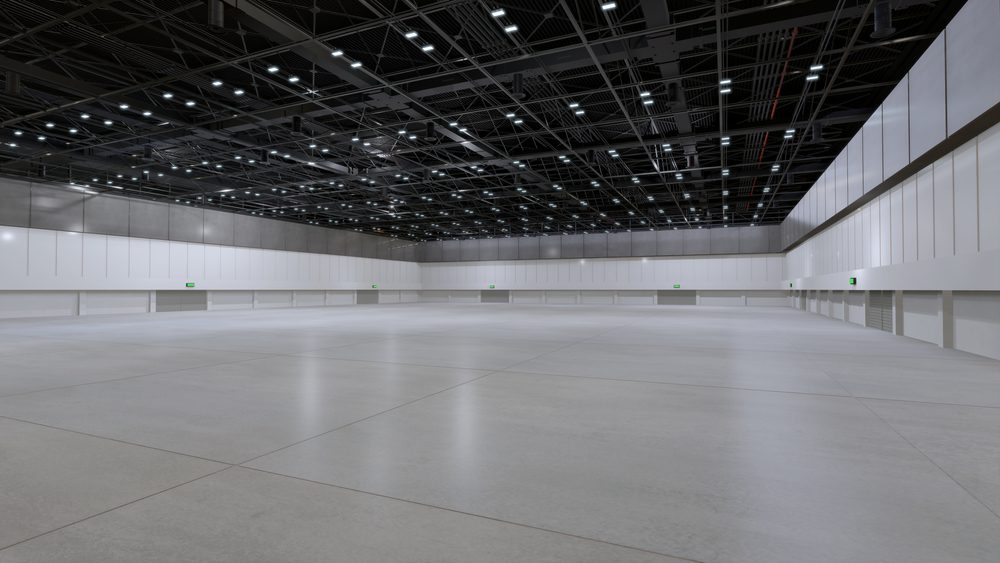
left=673, top=284, right=681, bottom=289
left=849, top=277, right=857, bottom=286
left=371, top=284, right=378, bottom=289
left=488, top=284, right=496, bottom=289
left=185, top=282, right=196, bottom=288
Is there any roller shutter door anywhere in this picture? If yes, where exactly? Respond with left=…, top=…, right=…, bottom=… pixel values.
left=866, top=291, right=893, bottom=332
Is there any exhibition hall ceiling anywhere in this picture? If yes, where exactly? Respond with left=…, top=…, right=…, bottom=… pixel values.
left=0, top=0, right=961, bottom=240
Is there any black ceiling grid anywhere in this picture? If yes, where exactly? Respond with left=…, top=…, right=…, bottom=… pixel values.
left=0, top=0, right=963, bottom=242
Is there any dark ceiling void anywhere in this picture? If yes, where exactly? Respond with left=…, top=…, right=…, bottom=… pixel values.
left=0, top=0, right=963, bottom=241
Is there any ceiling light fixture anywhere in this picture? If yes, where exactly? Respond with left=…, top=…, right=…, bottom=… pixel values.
left=490, top=8, right=506, bottom=17
left=504, top=24, right=518, bottom=33
left=601, top=2, right=617, bottom=11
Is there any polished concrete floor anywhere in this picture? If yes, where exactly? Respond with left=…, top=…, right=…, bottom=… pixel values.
left=0, top=304, right=998, bottom=562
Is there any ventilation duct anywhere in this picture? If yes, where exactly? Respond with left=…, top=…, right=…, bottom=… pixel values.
left=291, top=115, right=302, bottom=134
left=207, top=0, right=225, bottom=28
left=871, top=1, right=896, bottom=39
left=666, top=82, right=679, bottom=103
left=4, top=71, right=20, bottom=96
left=811, top=122, right=824, bottom=143
left=511, top=73, right=525, bottom=100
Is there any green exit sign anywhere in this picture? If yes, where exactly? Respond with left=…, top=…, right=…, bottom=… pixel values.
left=849, top=277, right=857, bottom=286
left=185, top=282, right=196, bottom=288
left=673, top=284, right=681, bottom=289
left=371, top=284, right=378, bottom=289
left=488, top=284, right=496, bottom=289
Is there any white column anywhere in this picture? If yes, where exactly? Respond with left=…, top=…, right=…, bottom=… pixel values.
left=941, top=290, right=954, bottom=349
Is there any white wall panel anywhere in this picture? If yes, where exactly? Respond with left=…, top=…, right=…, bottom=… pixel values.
left=908, top=34, right=947, bottom=159
left=150, top=240, right=170, bottom=279
left=255, top=290, right=293, bottom=308
left=420, top=255, right=784, bottom=291
left=901, top=292, right=942, bottom=346
left=933, top=155, right=955, bottom=258
left=953, top=292, right=1000, bottom=360
left=953, top=140, right=979, bottom=255
left=901, top=178, right=917, bottom=263
left=295, top=290, right=325, bottom=307
left=128, top=238, right=150, bottom=279
left=835, top=153, right=848, bottom=213
left=916, top=166, right=935, bottom=262
left=786, top=126, right=1000, bottom=293
left=847, top=135, right=864, bottom=203
left=56, top=232, right=83, bottom=279
left=977, top=123, right=1000, bottom=251
left=1, top=227, right=420, bottom=291
left=86, top=291, right=150, bottom=315
left=863, top=108, right=884, bottom=192
left=83, top=234, right=106, bottom=280
left=882, top=78, right=910, bottom=178
left=0, top=291, right=77, bottom=319
left=946, top=0, right=1000, bottom=135
left=210, top=290, right=253, bottom=310
left=28, top=229, right=57, bottom=281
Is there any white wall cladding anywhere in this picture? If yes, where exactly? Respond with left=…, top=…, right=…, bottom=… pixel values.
left=420, top=254, right=785, bottom=291
left=785, top=122, right=1000, bottom=291
left=0, top=177, right=420, bottom=261
left=418, top=225, right=781, bottom=262
left=0, top=226, right=422, bottom=291
left=781, top=0, right=1000, bottom=249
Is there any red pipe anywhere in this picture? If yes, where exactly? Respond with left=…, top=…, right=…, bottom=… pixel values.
left=748, top=26, right=798, bottom=210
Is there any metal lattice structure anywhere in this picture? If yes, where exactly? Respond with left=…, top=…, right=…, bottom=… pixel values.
left=0, top=0, right=962, bottom=242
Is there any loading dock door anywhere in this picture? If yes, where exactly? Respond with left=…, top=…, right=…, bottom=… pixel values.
left=866, top=291, right=893, bottom=332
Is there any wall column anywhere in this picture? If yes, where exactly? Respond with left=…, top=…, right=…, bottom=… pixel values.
left=941, top=290, right=954, bottom=349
